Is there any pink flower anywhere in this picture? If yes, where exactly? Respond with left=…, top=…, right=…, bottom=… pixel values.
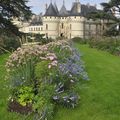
left=49, top=56, right=55, bottom=61
left=48, top=65, right=52, bottom=69
left=51, top=60, right=58, bottom=66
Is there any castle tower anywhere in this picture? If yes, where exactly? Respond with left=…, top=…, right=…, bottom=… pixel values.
left=59, top=0, right=69, bottom=38
left=43, top=2, right=59, bottom=39
left=71, top=0, right=81, bottom=15
left=76, top=0, right=81, bottom=13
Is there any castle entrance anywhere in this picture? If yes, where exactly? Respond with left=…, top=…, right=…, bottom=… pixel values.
left=60, top=33, right=64, bottom=37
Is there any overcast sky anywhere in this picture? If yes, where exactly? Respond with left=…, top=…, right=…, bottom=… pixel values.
left=28, top=0, right=109, bottom=14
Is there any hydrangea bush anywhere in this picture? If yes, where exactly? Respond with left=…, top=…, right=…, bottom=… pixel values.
left=6, top=40, right=89, bottom=120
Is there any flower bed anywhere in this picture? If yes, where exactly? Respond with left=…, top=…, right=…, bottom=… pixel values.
left=6, top=40, right=89, bottom=120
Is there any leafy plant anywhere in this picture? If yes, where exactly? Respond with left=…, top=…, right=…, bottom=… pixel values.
left=12, top=86, right=34, bottom=106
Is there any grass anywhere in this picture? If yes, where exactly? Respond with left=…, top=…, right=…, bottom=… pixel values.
left=53, top=44, right=120, bottom=120
left=0, top=54, right=31, bottom=120
left=0, top=44, right=120, bottom=120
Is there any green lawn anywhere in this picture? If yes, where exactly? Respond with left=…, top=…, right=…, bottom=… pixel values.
left=0, top=44, right=120, bottom=120
left=0, top=54, right=30, bottom=120
left=54, top=44, right=120, bottom=120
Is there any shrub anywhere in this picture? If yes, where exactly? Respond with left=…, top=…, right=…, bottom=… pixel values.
left=6, top=40, right=89, bottom=119
left=6, top=45, right=57, bottom=86
left=11, top=86, right=34, bottom=106
left=72, top=37, right=88, bottom=44
left=72, top=37, right=120, bottom=57
left=88, top=37, right=120, bottom=56
left=0, top=33, right=20, bottom=54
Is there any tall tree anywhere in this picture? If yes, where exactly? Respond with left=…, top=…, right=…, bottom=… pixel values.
left=0, top=0, right=32, bottom=36
left=88, top=0, right=120, bottom=36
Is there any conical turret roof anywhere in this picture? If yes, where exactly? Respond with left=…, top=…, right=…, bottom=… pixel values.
left=59, top=4, right=69, bottom=16
left=44, top=3, right=58, bottom=16
left=54, top=3, right=59, bottom=14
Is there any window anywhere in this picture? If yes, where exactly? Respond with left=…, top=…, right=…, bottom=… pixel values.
left=70, top=24, right=72, bottom=30
left=41, top=27, right=43, bottom=31
left=62, top=23, right=64, bottom=29
left=39, top=27, right=41, bottom=31
left=46, top=24, right=48, bottom=30
left=103, top=25, right=105, bottom=30
left=70, top=33, right=71, bottom=38
left=31, top=28, right=33, bottom=31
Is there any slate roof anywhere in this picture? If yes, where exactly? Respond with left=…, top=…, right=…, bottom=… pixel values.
left=54, top=3, right=59, bottom=14
left=59, top=5, right=69, bottom=16
left=44, top=3, right=58, bottom=16
left=44, top=2, right=98, bottom=17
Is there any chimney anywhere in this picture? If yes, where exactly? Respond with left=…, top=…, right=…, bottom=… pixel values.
left=77, top=2, right=81, bottom=13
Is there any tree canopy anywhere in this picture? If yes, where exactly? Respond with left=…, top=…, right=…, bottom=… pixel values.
left=87, top=0, right=120, bottom=36
left=0, top=0, right=32, bottom=36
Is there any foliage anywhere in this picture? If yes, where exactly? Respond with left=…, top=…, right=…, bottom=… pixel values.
left=58, top=49, right=89, bottom=81
left=35, top=61, right=50, bottom=79
left=34, top=40, right=88, bottom=119
left=0, top=33, right=21, bottom=54
left=72, top=37, right=120, bottom=57
left=0, top=0, right=32, bottom=36
left=6, top=44, right=57, bottom=86
left=33, top=84, right=55, bottom=120
left=88, top=37, right=120, bottom=56
left=87, top=0, right=120, bottom=36
left=26, top=33, right=54, bottom=45
left=48, top=40, right=72, bottom=62
left=61, top=43, right=120, bottom=120
left=11, top=86, right=34, bottom=106
left=1, top=44, right=120, bottom=119
left=72, top=37, right=88, bottom=44
left=6, top=40, right=89, bottom=120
